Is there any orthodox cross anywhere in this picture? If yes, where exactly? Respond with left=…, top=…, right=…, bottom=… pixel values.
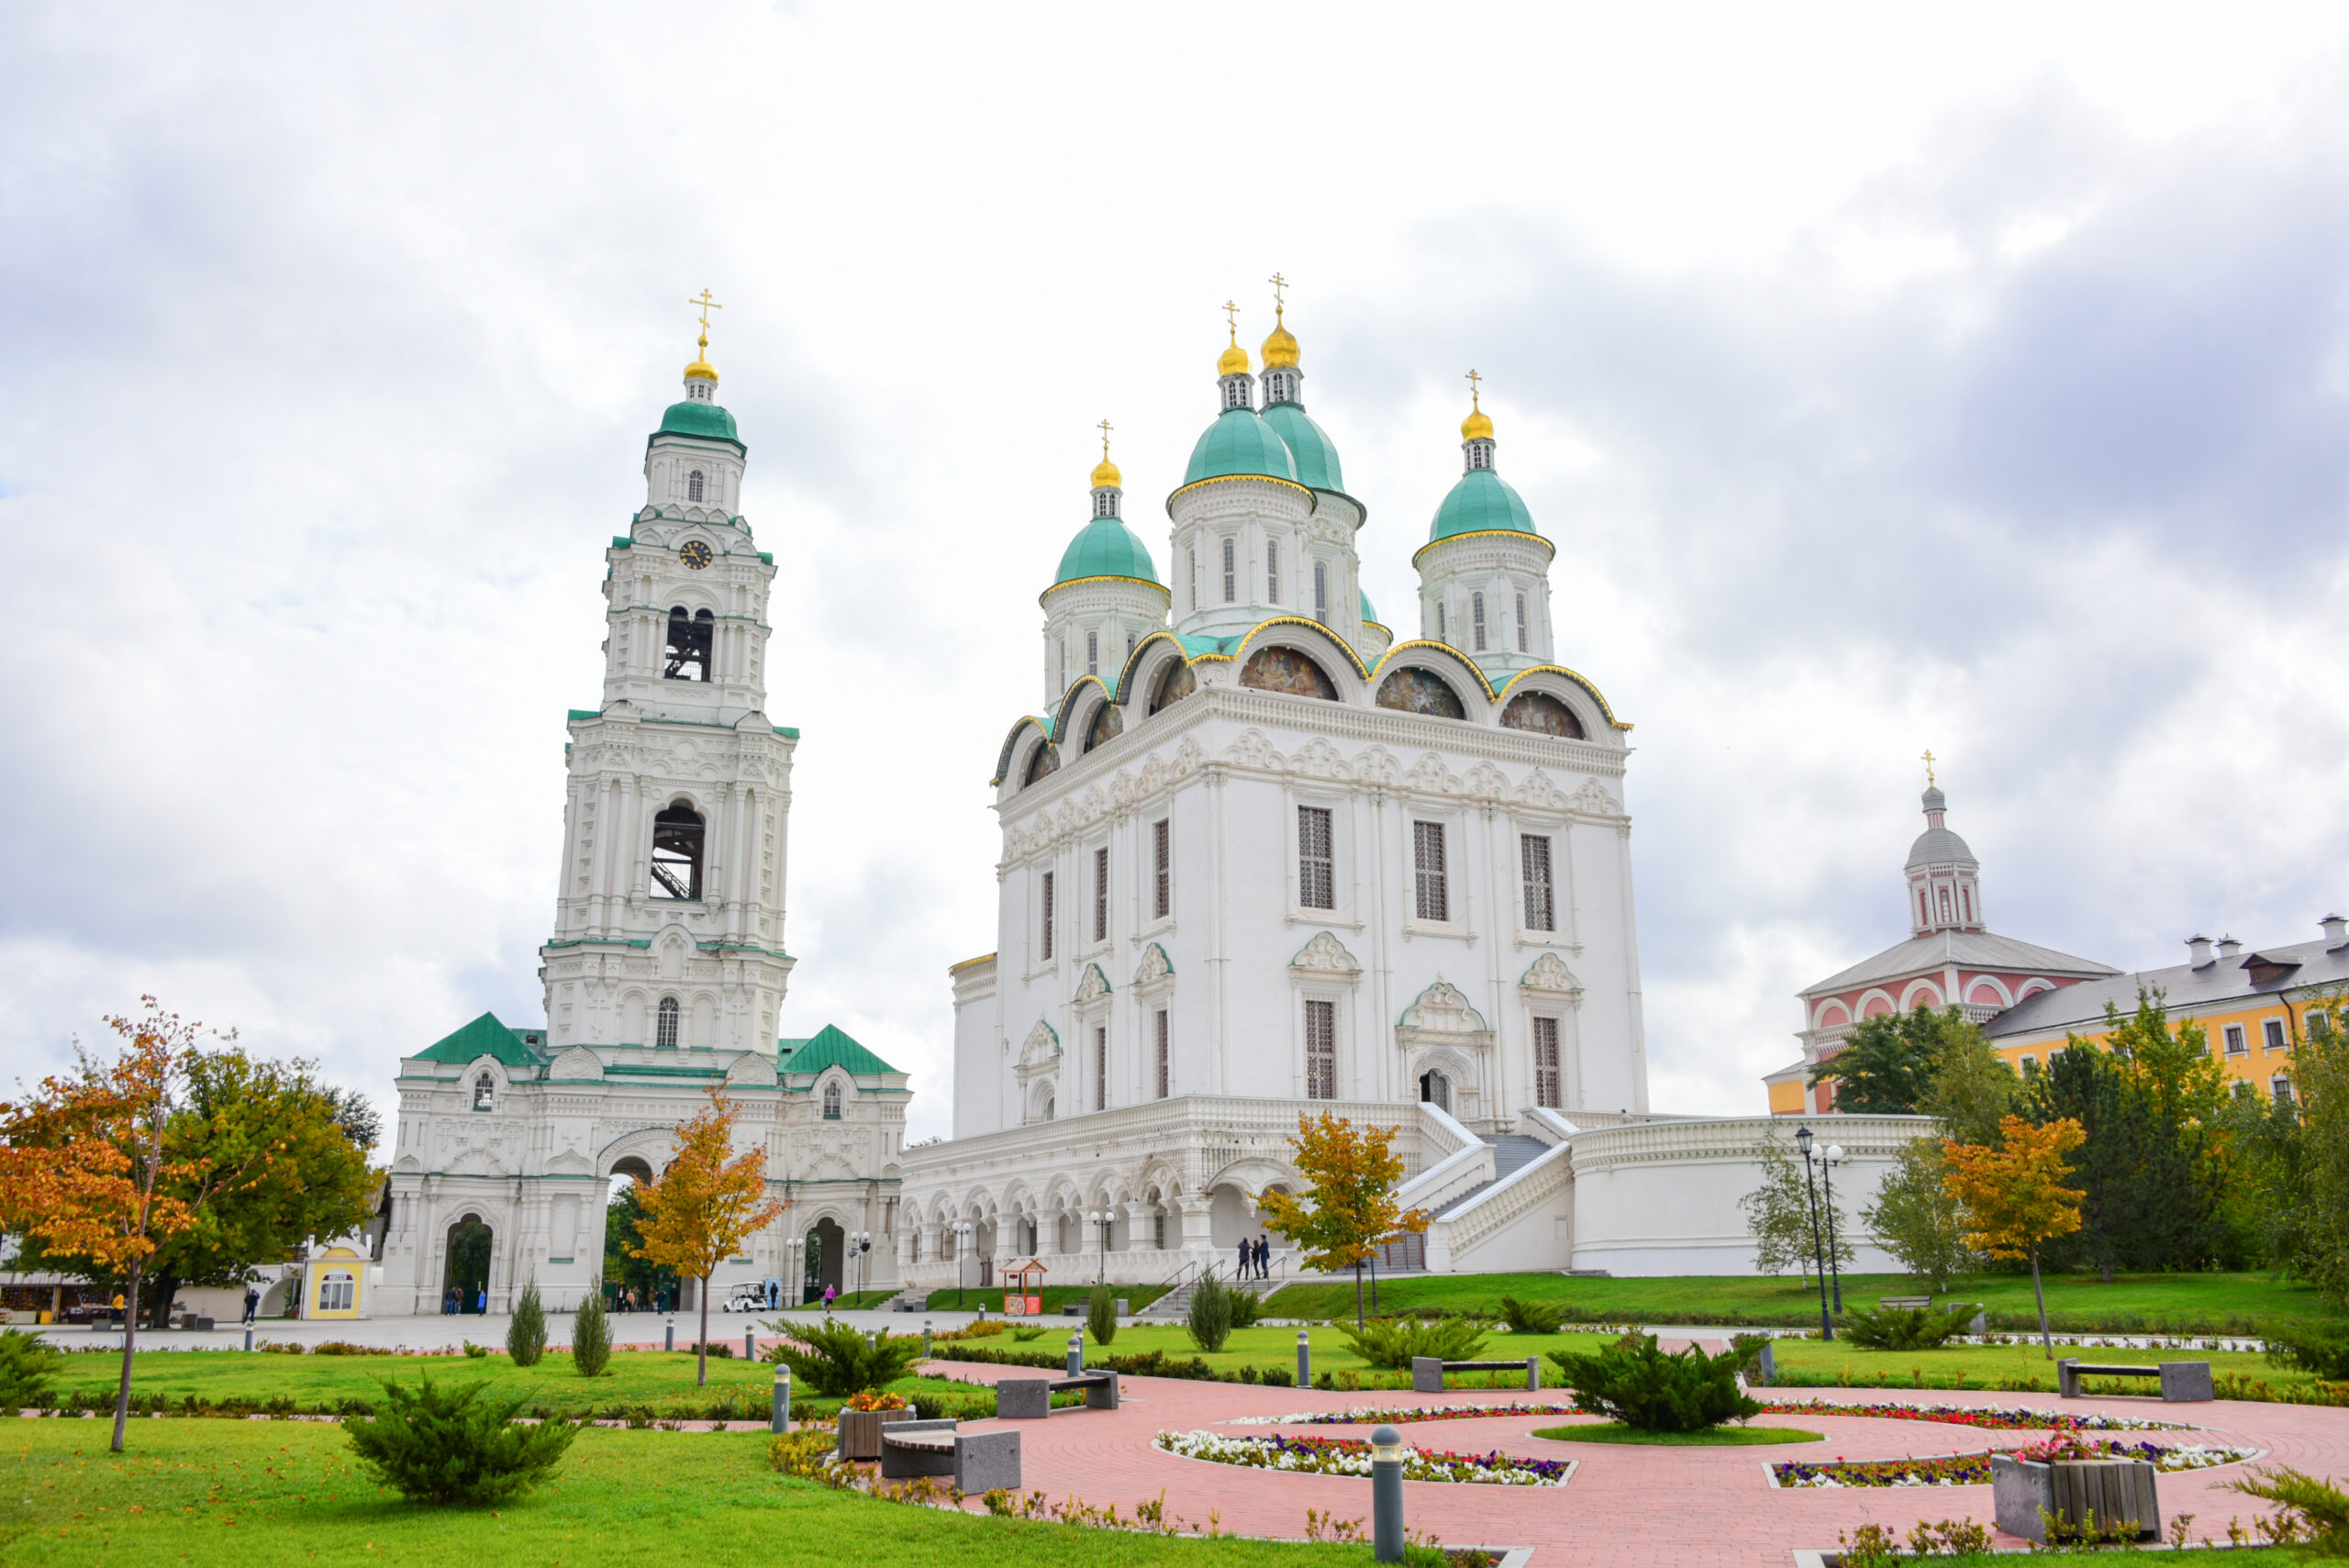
left=1097, top=418, right=1113, bottom=460
left=1465, top=367, right=1483, bottom=407
left=1222, top=299, right=1241, bottom=339
left=1920, top=748, right=1937, bottom=785
left=688, top=289, right=724, bottom=332
left=1268, top=271, right=1288, bottom=309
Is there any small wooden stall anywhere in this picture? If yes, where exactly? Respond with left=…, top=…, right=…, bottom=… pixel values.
left=1002, top=1259, right=1047, bottom=1317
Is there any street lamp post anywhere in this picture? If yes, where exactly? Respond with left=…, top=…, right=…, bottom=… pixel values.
left=952, top=1220, right=974, bottom=1308
left=1820, top=1144, right=1847, bottom=1315
left=1085, top=1210, right=1109, bottom=1284
left=785, top=1235, right=805, bottom=1307
left=1794, top=1126, right=1833, bottom=1341
left=849, top=1230, right=872, bottom=1299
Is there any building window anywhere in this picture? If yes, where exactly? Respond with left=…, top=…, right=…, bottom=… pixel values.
left=1419, top=1070, right=1451, bottom=1113
left=1189, top=548, right=1198, bottom=610
left=1436, top=601, right=1448, bottom=645
left=1086, top=629, right=1098, bottom=676
left=2273, top=1075, right=2295, bottom=1104
left=1412, top=820, right=1449, bottom=922
left=1093, top=846, right=1109, bottom=942
left=1520, top=834, right=1555, bottom=931
left=655, top=996, right=680, bottom=1050
left=687, top=470, right=705, bottom=503
left=1313, top=560, right=1328, bottom=623
left=822, top=1083, right=842, bottom=1119
left=651, top=804, right=705, bottom=898
left=317, top=1271, right=355, bottom=1313
left=1962, top=888, right=1973, bottom=923
left=2224, top=1024, right=2247, bottom=1055
left=1516, top=592, right=1529, bottom=653
left=1221, top=538, right=1236, bottom=602
left=1152, top=818, right=1171, bottom=918
left=1937, top=887, right=1953, bottom=923
left=1267, top=540, right=1280, bottom=603
left=1223, top=376, right=1250, bottom=410
left=1152, top=1212, right=1166, bottom=1248
left=1472, top=592, right=1487, bottom=651
left=1297, top=806, right=1334, bottom=910
left=2020, top=1052, right=2038, bottom=1074
left=2311, top=1012, right=2333, bottom=1039
left=2265, top=1018, right=2288, bottom=1051
left=663, top=606, right=714, bottom=682
left=1093, top=1025, right=1108, bottom=1112
left=1154, top=1008, right=1170, bottom=1098
left=1533, top=1016, right=1562, bottom=1107
left=1304, top=999, right=1337, bottom=1099
left=473, top=1073, right=495, bottom=1111
left=1039, top=872, right=1055, bottom=962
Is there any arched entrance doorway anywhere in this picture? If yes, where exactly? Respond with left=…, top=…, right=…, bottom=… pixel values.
left=802, top=1218, right=844, bottom=1304
left=604, top=1158, right=674, bottom=1314
left=444, top=1216, right=492, bottom=1314
left=1418, top=1069, right=1453, bottom=1114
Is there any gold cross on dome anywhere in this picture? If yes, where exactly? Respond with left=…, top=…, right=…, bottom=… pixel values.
left=1268, top=272, right=1288, bottom=308
left=1222, top=299, right=1240, bottom=340
left=1465, top=367, right=1483, bottom=407
left=1920, top=748, right=1937, bottom=785
left=688, top=289, right=724, bottom=332
left=1097, top=418, right=1113, bottom=459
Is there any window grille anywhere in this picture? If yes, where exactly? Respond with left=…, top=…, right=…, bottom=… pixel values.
left=1516, top=593, right=1529, bottom=653
left=1222, top=538, right=1236, bottom=602
left=1304, top=999, right=1336, bottom=1099
left=2224, top=1023, right=2247, bottom=1055
left=1040, top=872, right=1055, bottom=961
left=1093, top=1025, right=1107, bottom=1111
left=1267, top=541, right=1280, bottom=603
left=1313, top=560, right=1328, bottom=622
left=1472, top=592, right=1487, bottom=651
left=1437, top=601, right=1448, bottom=644
left=1938, top=887, right=1953, bottom=923
left=1533, top=1018, right=1562, bottom=1107
left=1189, top=549, right=1198, bottom=610
left=823, top=1083, right=841, bottom=1119
left=1086, top=630, right=1098, bottom=676
left=1297, top=806, right=1334, bottom=909
left=1412, top=820, right=1449, bottom=922
left=473, top=1073, right=495, bottom=1111
left=1520, top=834, right=1555, bottom=930
left=1093, top=846, right=1109, bottom=942
left=1154, top=1008, right=1170, bottom=1098
left=655, top=996, right=680, bottom=1051
left=1095, top=489, right=1115, bottom=517
left=1224, top=377, right=1249, bottom=410
left=2265, top=1018, right=2288, bottom=1051
left=1152, top=818, right=1171, bottom=918
left=687, top=470, right=705, bottom=502
left=1153, top=1213, right=1166, bottom=1248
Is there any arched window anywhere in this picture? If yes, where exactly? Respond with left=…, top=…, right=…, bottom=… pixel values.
left=1472, top=592, right=1487, bottom=651
left=1021, top=739, right=1059, bottom=788
left=1267, top=540, right=1280, bottom=603
left=1094, top=489, right=1115, bottom=518
left=317, top=1271, right=356, bottom=1312
left=1375, top=666, right=1466, bottom=719
left=1313, top=560, right=1328, bottom=623
left=1419, top=1069, right=1452, bottom=1113
left=1221, top=538, right=1236, bottom=603
left=1148, top=657, right=1196, bottom=716
left=1516, top=592, right=1530, bottom=653
left=473, top=1073, right=495, bottom=1111
left=651, top=804, right=705, bottom=899
left=1085, top=628, right=1098, bottom=676
left=1223, top=377, right=1250, bottom=410
left=663, top=606, right=714, bottom=682
left=822, top=1082, right=842, bottom=1120
left=687, top=469, right=706, bottom=503
left=1239, top=646, right=1337, bottom=700
left=1498, top=691, right=1585, bottom=738
left=655, top=995, right=681, bottom=1050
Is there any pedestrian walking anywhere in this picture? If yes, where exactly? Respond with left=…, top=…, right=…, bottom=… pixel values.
left=242, top=1285, right=260, bottom=1325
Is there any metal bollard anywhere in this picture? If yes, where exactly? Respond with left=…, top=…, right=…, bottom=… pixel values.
left=1067, top=1332, right=1084, bottom=1377
left=243, top=1327, right=254, bottom=1353
left=664, top=1316, right=675, bottom=1352
left=1526, top=1355, right=1540, bottom=1392
left=923, top=1318, right=932, bottom=1357
left=1297, top=1329, right=1310, bottom=1388
left=745, top=1326, right=755, bottom=1362
left=1371, top=1424, right=1405, bottom=1562
left=771, top=1367, right=791, bottom=1434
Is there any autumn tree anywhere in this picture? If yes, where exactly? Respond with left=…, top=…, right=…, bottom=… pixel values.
left=0, top=999, right=280, bottom=1451
left=1943, top=1115, right=2086, bottom=1357
left=629, top=1088, right=785, bottom=1385
left=1257, top=1113, right=1430, bottom=1327
left=1740, top=1129, right=1851, bottom=1278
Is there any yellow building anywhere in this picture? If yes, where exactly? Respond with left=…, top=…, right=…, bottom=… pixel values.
left=302, top=1244, right=369, bottom=1319
left=1983, top=919, right=2349, bottom=1100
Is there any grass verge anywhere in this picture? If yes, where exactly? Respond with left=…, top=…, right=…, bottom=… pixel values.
left=1765, top=1338, right=2332, bottom=1395
left=1528, top=1423, right=1823, bottom=1446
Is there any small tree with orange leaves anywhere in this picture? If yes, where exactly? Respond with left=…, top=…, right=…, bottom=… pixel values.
left=0, top=998, right=273, bottom=1452
left=1943, top=1115, right=2087, bottom=1358
left=1258, top=1113, right=1430, bottom=1328
left=629, top=1088, right=785, bottom=1385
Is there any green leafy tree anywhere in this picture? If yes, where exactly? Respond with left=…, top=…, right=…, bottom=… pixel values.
left=1917, top=1024, right=2019, bottom=1146
left=506, top=1276, right=546, bottom=1366
left=2292, top=1000, right=2349, bottom=1308
left=1740, top=1129, right=1850, bottom=1277
left=1257, top=1114, right=1430, bottom=1327
left=1863, top=1138, right=1977, bottom=1288
left=0, top=1330, right=61, bottom=1412
left=1809, top=1007, right=1973, bottom=1112
left=603, top=1184, right=675, bottom=1307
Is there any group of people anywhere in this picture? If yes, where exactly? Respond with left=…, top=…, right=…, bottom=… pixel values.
left=1235, top=1234, right=1275, bottom=1281
left=610, top=1286, right=667, bottom=1313
left=440, top=1284, right=489, bottom=1315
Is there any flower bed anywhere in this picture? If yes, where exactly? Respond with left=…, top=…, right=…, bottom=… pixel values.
left=1756, top=1399, right=2189, bottom=1432
left=1230, top=1402, right=1584, bottom=1428
left=1771, top=1439, right=2262, bottom=1489
left=1154, top=1429, right=1572, bottom=1485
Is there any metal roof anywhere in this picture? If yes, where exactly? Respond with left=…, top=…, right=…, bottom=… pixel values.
left=1986, top=932, right=2349, bottom=1039
left=1802, top=929, right=2120, bottom=998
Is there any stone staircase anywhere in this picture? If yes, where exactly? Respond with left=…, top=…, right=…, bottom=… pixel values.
left=1426, top=1134, right=1550, bottom=1219
left=1139, top=1260, right=1291, bottom=1319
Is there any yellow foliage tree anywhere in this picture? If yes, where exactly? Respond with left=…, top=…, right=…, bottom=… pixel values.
left=1257, top=1113, right=1430, bottom=1326
left=629, top=1089, right=785, bottom=1385
left=1942, top=1115, right=2087, bottom=1357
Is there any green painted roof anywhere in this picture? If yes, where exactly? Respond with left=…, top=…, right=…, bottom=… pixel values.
left=776, top=1023, right=900, bottom=1078
left=1053, top=516, right=1161, bottom=586
left=1429, top=468, right=1543, bottom=543
left=1261, top=403, right=1344, bottom=492
left=653, top=399, right=742, bottom=449
left=1183, top=408, right=1297, bottom=486
left=1359, top=588, right=1379, bottom=624
left=413, top=1011, right=544, bottom=1067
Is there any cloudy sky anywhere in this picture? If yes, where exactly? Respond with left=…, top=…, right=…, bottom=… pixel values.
left=4, top=2, right=2346, bottom=1137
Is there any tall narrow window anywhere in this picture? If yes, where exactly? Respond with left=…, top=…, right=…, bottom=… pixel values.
left=1092, top=846, right=1109, bottom=942
left=2224, top=1024, right=2247, bottom=1055
left=663, top=606, right=714, bottom=682
left=1516, top=593, right=1529, bottom=653
left=687, top=469, right=705, bottom=502
left=1412, top=821, right=1449, bottom=922
left=1153, top=1008, right=1170, bottom=1098
left=1093, top=1025, right=1108, bottom=1111
left=1152, top=818, right=1171, bottom=918
left=1520, top=834, right=1555, bottom=931
left=651, top=804, right=705, bottom=898
left=1533, top=1017, right=1562, bottom=1108
left=1057, top=640, right=1066, bottom=693
left=1221, top=538, right=1236, bottom=602
left=1304, top=999, right=1337, bottom=1099
left=822, top=1083, right=841, bottom=1119
left=655, top=995, right=681, bottom=1051
left=1085, top=629, right=1098, bottom=676
left=1472, top=592, right=1487, bottom=651
left=1189, top=548, right=1198, bottom=610
left=1297, top=806, right=1334, bottom=910
left=1313, top=560, right=1328, bottom=623
left=473, top=1073, right=495, bottom=1111
left=2264, top=1018, right=2288, bottom=1051
left=1040, top=871, right=1056, bottom=962
left=1153, top=1212, right=1166, bottom=1248
left=1267, top=540, right=1280, bottom=603
left=1436, top=602, right=1448, bottom=644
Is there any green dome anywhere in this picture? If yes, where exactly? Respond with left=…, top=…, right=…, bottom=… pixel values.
left=1428, top=468, right=1542, bottom=542
left=1183, top=408, right=1297, bottom=487
left=1054, top=516, right=1161, bottom=586
left=655, top=399, right=741, bottom=448
left=1261, top=403, right=1343, bottom=492
left=1360, top=588, right=1382, bottom=625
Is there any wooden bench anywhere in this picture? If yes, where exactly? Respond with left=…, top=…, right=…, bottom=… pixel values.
left=996, top=1370, right=1119, bottom=1418
left=1412, top=1356, right=1542, bottom=1393
left=877, top=1419, right=1021, bottom=1491
left=1879, top=1296, right=1932, bottom=1310
left=2057, top=1358, right=2213, bottom=1402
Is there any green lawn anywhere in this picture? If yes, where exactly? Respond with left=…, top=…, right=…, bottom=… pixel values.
left=1765, top=1337, right=2327, bottom=1395
left=1262, top=1271, right=2341, bottom=1336
left=950, top=1323, right=1613, bottom=1385
left=1527, top=1423, right=1823, bottom=1445
left=923, top=1284, right=1171, bottom=1315
left=0, top=1419, right=1382, bottom=1566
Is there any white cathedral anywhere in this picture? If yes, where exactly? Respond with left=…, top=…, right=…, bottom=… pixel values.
left=378, top=298, right=1927, bottom=1318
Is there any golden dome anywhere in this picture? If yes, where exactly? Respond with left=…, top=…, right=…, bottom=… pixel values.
left=1091, top=455, right=1122, bottom=489
left=1219, top=339, right=1252, bottom=377
left=1261, top=304, right=1298, bottom=369
left=684, top=330, right=718, bottom=384
left=1461, top=406, right=1493, bottom=441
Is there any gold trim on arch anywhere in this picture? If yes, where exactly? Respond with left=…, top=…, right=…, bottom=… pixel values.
left=1370, top=639, right=1499, bottom=700
left=1037, top=573, right=1171, bottom=609
left=1229, top=615, right=1374, bottom=681
left=1410, top=528, right=1558, bottom=570
left=1496, top=664, right=1632, bottom=731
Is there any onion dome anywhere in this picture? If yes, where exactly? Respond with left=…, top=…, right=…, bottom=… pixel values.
left=1054, top=516, right=1160, bottom=586
left=1261, top=403, right=1343, bottom=491
left=1261, top=305, right=1299, bottom=369
left=1905, top=784, right=1978, bottom=872
left=1218, top=331, right=1252, bottom=378
left=1461, top=402, right=1493, bottom=442
left=1360, top=588, right=1383, bottom=625
left=1185, top=409, right=1297, bottom=485
left=1428, top=386, right=1537, bottom=542
left=656, top=398, right=740, bottom=445
left=1091, top=453, right=1122, bottom=489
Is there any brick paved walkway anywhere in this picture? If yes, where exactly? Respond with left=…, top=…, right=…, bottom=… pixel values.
left=922, top=1355, right=2336, bottom=1566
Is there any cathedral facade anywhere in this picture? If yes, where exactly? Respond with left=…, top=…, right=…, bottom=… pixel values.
left=380, top=328, right=907, bottom=1316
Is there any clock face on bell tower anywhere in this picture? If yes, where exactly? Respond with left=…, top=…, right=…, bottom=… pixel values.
left=680, top=539, right=713, bottom=569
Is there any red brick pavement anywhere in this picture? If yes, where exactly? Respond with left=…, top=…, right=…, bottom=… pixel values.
left=921, top=1358, right=2337, bottom=1566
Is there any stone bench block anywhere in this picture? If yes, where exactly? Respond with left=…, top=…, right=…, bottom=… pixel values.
left=2159, top=1362, right=2214, bottom=1402
left=996, top=1378, right=1052, bottom=1418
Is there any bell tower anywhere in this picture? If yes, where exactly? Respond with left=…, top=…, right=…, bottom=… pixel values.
left=538, top=295, right=797, bottom=1055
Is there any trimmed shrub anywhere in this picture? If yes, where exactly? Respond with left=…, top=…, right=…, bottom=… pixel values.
left=506, top=1278, right=547, bottom=1367
left=2229, top=1465, right=2349, bottom=1556
left=340, top=1376, right=577, bottom=1505
left=2266, top=1320, right=2349, bottom=1383
left=572, top=1280, right=612, bottom=1378
left=0, top=1329, right=61, bottom=1411
left=1186, top=1275, right=1235, bottom=1353
left=1547, top=1332, right=1760, bottom=1433
left=1497, top=1296, right=1564, bottom=1335
left=1340, top=1315, right=1490, bottom=1371
left=1838, top=1303, right=1969, bottom=1352
left=1087, top=1283, right=1118, bottom=1345
left=1226, top=1288, right=1265, bottom=1329
left=762, top=1318, right=925, bottom=1397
